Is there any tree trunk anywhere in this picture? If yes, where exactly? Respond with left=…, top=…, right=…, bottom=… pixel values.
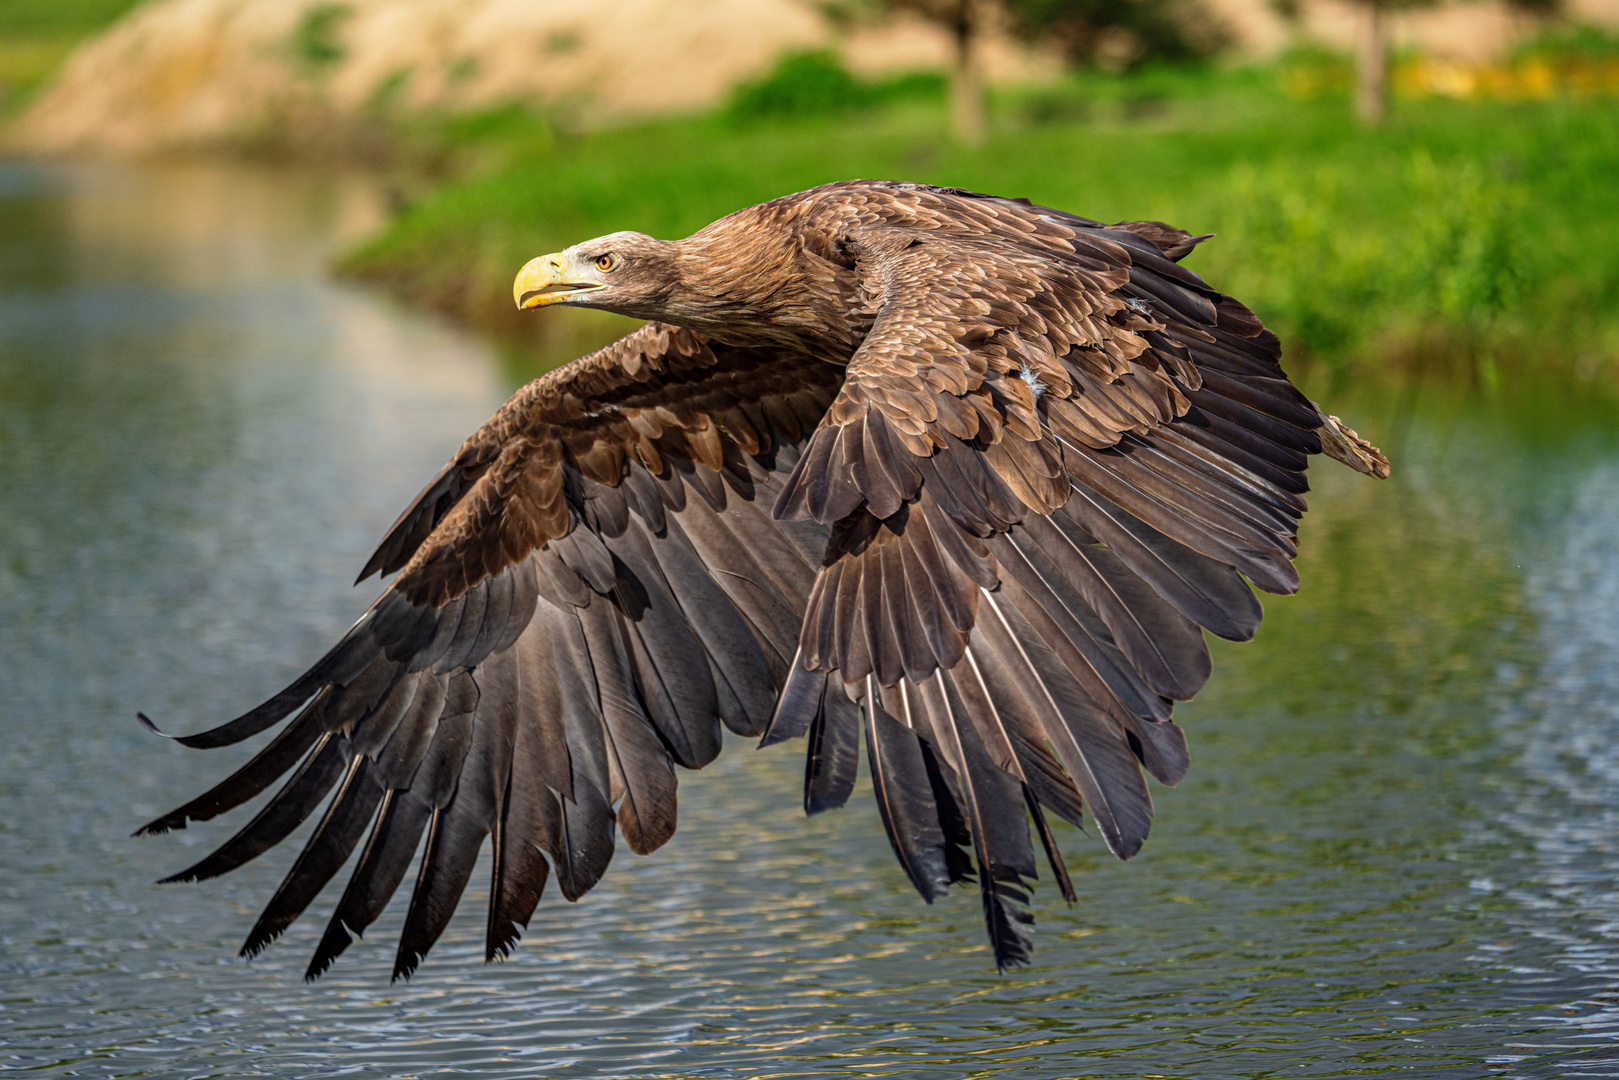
left=1355, top=2, right=1388, bottom=124
left=948, top=0, right=985, bottom=145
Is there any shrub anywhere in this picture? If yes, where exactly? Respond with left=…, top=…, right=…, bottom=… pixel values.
left=1208, top=151, right=1525, bottom=378
left=291, top=3, right=353, bottom=72
left=726, top=50, right=942, bottom=122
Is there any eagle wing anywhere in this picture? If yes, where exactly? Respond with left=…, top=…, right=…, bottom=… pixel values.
left=139, top=324, right=843, bottom=981
left=771, top=194, right=1336, bottom=967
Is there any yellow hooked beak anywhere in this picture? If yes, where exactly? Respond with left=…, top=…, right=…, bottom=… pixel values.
left=513, top=253, right=602, bottom=310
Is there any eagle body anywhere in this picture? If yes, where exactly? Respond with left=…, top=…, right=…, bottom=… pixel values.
left=140, top=181, right=1388, bottom=978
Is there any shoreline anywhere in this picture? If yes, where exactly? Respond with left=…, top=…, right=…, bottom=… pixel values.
left=327, top=79, right=1619, bottom=395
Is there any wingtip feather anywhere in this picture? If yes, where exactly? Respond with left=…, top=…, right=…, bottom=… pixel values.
left=134, top=816, right=182, bottom=838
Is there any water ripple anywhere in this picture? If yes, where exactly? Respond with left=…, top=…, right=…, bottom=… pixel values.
left=1, top=160, right=1615, bottom=1078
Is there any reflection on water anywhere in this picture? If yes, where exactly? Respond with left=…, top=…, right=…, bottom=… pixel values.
left=3, top=160, right=1619, bottom=1078
left=1490, top=461, right=1619, bottom=1070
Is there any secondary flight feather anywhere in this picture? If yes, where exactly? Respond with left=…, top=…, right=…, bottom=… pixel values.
left=138, top=180, right=1389, bottom=977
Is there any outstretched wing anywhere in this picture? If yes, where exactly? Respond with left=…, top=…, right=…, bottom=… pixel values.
left=771, top=186, right=1351, bottom=967
left=139, top=323, right=842, bottom=981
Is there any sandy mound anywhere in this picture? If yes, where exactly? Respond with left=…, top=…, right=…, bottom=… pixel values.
left=19, top=0, right=1612, bottom=157
left=10, top=0, right=1059, bottom=158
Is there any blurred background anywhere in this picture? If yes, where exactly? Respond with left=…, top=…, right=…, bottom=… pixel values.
left=3, top=0, right=1616, bottom=386
left=4, top=1, right=1619, bottom=1078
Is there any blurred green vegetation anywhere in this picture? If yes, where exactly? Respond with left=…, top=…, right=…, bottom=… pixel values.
left=1512, top=22, right=1619, bottom=64
left=343, top=55, right=1619, bottom=395
left=726, top=50, right=945, bottom=123
left=0, top=0, right=145, bottom=113
left=290, top=3, right=355, bottom=72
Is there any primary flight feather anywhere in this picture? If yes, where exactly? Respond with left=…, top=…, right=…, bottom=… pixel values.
left=138, top=180, right=1389, bottom=977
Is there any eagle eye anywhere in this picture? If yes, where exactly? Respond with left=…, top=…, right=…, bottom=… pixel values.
left=594, top=253, right=619, bottom=272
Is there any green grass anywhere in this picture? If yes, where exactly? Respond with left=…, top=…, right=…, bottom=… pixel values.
left=341, top=62, right=1619, bottom=393
left=0, top=0, right=147, bottom=112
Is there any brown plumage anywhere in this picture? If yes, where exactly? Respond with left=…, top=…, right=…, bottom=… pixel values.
left=138, top=180, right=1389, bottom=976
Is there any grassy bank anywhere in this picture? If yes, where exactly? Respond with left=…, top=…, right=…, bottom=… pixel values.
left=342, top=62, right=1619, bottom=391
left=0, top=0, right=143, bottom=114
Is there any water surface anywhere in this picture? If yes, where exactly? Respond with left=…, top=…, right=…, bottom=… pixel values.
left=3, top=161, right=1619, bottom=1078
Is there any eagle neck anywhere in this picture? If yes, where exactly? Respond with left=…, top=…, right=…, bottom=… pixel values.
left=662, top=221, right=867, bottom=363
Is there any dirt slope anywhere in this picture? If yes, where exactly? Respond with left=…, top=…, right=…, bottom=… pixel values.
left=15, top=0, right=1617, bottom=157
left=8, top=0, right=1056, bottom=157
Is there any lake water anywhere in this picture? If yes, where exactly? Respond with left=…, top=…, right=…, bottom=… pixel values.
left=3, top=160, right=1619, bottom=1079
